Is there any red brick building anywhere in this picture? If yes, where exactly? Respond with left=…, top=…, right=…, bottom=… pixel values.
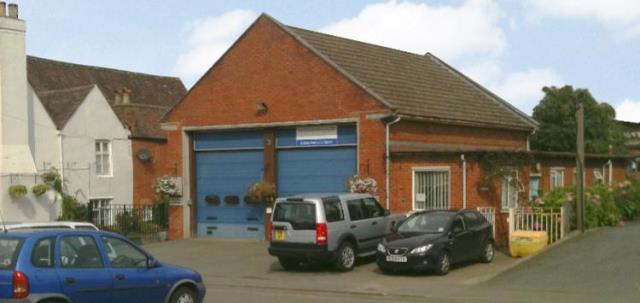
left=160, top=14, right=628, bottom=243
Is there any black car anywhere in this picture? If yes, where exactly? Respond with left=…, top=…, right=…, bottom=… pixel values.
left=376, top=209, right=494, bottom=275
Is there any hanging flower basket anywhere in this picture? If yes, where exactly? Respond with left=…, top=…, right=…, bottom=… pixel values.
left=31, top=184, right=49, bottom=197
left=9, top=185, right=27, bottom=199
left=347, top=175, right=378, bottom=195
left=155, top=176, right=181, bottom=198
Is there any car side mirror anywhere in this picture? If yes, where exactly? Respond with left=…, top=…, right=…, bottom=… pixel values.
left=384, top=209, right=390, bottom=216
left=147, top=257, right=159, bottom=268
left=452, top=226, right=463, bottom=234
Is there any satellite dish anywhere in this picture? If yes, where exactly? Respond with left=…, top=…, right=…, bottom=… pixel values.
left=137, top=148, right=152, bottom=162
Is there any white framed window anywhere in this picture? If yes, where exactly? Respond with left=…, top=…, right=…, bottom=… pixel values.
left=501, top=169, right=519, bottom=211
left=95, top=140, right=112, bottom=176
left=413, top=167, right=450, bottom=210
left=529, top=174, right=541, bottom=200
left=550, top=167, right=564, bottom=190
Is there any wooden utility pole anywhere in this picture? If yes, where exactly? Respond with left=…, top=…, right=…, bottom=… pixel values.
left=576, top=94, right=585, bottom=233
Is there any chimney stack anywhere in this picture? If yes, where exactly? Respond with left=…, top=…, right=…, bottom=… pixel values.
left=7, top=3, right=17, bottom=18
left=0, top=2, right=6, bottom=17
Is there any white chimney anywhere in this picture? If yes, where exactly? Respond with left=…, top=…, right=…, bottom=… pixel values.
left=0, top=3, right=37, bottom=174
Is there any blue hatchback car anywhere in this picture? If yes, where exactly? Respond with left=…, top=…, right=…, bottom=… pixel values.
left=0, top=229, right=205, bottom=303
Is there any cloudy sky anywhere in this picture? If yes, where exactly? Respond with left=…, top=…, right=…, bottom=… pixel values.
left=13, top=0, right=640, bottom=121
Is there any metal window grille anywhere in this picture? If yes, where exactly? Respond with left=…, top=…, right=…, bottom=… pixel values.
left=414, top=169, right=450, bottom=210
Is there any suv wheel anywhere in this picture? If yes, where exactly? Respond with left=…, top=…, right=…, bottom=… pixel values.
left=434, top=251, right=450, bottom=276
left=480, top=241, right=494, bottom=263
left=278, top=257, right=300, bottom=270
left=335, top=242, right=356, bottom=271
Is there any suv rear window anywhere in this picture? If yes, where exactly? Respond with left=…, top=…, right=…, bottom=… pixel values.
left=323, top=199, right=344, bottom=222
left=0, top=238, right=22, bottom=270
left=273, top=202, right=316, bottom=230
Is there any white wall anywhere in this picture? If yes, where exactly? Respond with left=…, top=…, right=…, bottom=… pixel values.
left=61, top=86, right=133, bottom=205
left=28, top=85, right=61, bottom=172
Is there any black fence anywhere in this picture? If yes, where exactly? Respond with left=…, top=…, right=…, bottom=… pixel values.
left=88, top=202, right=169, bottom=243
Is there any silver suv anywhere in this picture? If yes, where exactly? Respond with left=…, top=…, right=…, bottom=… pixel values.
left=268, top=193, right=402, bottom=271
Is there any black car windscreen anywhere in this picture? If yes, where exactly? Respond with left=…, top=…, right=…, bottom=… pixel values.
left=273, top=202, right=316, bottom=230
left=398, top=213, right=452, bottom=234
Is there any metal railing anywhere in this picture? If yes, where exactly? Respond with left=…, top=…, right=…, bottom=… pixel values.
left=508, top=205, right=569, bottom=244
left=88, top=203, right=169, bottom=243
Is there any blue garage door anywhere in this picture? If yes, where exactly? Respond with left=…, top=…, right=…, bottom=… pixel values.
left=194, top=130, right=265, bottom=239
left=277, top=125, right=357, bottom=197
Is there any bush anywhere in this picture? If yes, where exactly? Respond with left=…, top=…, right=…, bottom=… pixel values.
left=58, top=195, right=87, bottom=221
left=115, top=211, right=143, bottom=236
left=585, top=183, right=620, bottom=228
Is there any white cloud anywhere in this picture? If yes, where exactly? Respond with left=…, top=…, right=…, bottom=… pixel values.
left=489, top=68, right=563, bottom=114
left=320, top=0, right=506, bottom=60
left=616, top=99, right=640, bottom=122
left=173, top=10, right=257, bottom=87
left=528, top=0, right=640, bottom=39
left=463, top=63, right=564, bottom=114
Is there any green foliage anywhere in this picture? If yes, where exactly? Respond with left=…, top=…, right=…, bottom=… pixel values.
left=114, top=211, right=143, bottom=236
left=8, top=185, right=27, bottom=199
left=31, top=184, right=49, bottom=197
left=530, top=86, right=626, bottom=154
left=41, top=168, right=63, bottom=194
left=538, top=186, right=575, bottom=209
left=58, top=195, right=87, bottom=221
left=478, top=152, right=534, bottom=188
left=584, top=183, right=621, bottom=228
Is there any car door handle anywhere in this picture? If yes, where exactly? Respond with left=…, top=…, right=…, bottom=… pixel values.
left=65, top=277, right=76, bottom=285
left=350, top=225, right=357, bottom=229
left=115, top=274, right=125, bottom=281
left=372, top=221, right=378, bottom=225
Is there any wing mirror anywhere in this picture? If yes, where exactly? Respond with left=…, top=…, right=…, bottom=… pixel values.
left=384, top=209, right=391, bottom=216
left=452, top=226, right=463, bottom=234
left=147, top=257, right=160, bottom=268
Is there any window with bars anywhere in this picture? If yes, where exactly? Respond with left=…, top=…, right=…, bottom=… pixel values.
left=413, top=168, right=450, bottom=210
left=550, top=167, right=564, bottom=189
left=95, top=140, right=112, bottom=176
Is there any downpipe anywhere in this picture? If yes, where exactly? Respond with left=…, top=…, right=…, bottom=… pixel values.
left=385, top=116, right=401, bottom=210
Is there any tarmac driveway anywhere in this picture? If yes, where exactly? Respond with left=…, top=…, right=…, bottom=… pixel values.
left=145, top=238, right=519, bottom=302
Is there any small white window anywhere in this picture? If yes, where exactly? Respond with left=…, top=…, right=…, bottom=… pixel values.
left=95, top=140, right=112, bottom=176
left=413, top=168, right=450, bottom=210
left=550, top=167, right=564, bottom=190
left=501, top=169, right=519, bottom=210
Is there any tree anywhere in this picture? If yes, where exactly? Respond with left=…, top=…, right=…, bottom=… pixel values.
left=530, top=85, right=626, bottom=154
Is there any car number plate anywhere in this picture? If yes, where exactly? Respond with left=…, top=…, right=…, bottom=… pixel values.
left=274, top=230, right=285, bottom=241
left=386, top=255, right=407, bottom=263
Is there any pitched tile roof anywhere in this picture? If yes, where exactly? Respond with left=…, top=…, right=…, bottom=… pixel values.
left=27, top=56, right=186, bottom=139
left=37, top=85, right=95, bottom=129
left=283, top=23, right=537, bottom=131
